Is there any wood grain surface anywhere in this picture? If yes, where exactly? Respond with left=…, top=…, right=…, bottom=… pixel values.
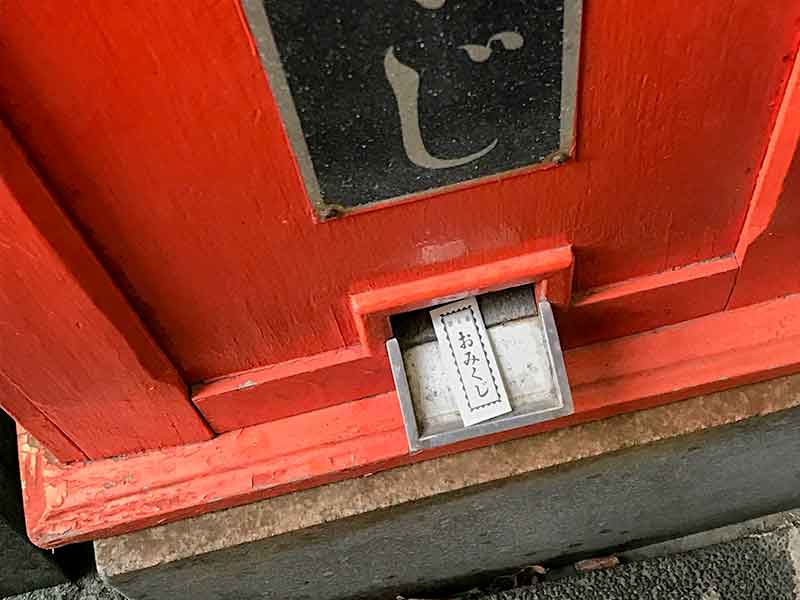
left=1, top=0, right=796, bottom=385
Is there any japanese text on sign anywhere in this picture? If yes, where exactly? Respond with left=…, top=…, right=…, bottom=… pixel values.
left=430, top=297, right=512, bottom=426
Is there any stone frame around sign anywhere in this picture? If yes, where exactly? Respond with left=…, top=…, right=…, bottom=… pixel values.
left=241, top=0, right=583, bottom=220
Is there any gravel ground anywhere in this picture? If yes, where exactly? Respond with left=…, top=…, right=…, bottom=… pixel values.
left=5, top=575, right=124, bottom=600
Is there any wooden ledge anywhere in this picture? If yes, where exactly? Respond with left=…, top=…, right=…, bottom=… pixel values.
left=97, top=372, right=800, bottom=576
left=21, top=293, right=800, bottom=548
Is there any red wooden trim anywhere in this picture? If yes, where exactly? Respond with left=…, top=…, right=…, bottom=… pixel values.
left=1, top=384, right=85, bottom=463
left=557, top=255, right=739, bottom=349
left=193, top=246, right=573, bottom=432
left=568, top=293, right=800, bottom=409
left=0, top=121, right=212, bottom=461
left=734, top=47, right=800, bottom=263
left=21, top=393, right=409, bottom=548
left=729, top=47, right=800, bottom=307
left=350, top=245, right=574, bottom=355
left=22, top=293, right=800, bottom=548
left=193, top=348, right=393, bottom=432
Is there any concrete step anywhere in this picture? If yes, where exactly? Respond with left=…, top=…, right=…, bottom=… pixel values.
left=481, top=519, right=800, bottom=600
left=9, top=376, right=800, bottom=600
left=7, top=514, right=800, bottom=600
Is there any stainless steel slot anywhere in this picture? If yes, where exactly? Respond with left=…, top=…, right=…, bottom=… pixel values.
left=388, top=286, right=573, bottom=451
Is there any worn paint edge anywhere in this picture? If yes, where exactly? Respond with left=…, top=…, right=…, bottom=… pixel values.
left=238, top=0, right=583, bottom=220
left=735, top=44, right=800, bottom=261
left=21, top=293, right=800, bottom=549
left=193, top=251, right=741, bottom=432
left=20, top=392, right=408, bottom=548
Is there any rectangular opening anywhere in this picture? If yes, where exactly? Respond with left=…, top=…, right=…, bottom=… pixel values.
left=388, top=285, right=573, bottom=450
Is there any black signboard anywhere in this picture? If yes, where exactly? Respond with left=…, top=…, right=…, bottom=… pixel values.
left=243, top=1, right=582, bottom=219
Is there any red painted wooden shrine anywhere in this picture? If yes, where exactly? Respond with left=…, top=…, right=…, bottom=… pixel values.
left=1, top=1, right=799, bottom=547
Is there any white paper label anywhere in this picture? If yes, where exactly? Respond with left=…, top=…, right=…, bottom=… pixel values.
left=430, top=297, right=512, bottom=426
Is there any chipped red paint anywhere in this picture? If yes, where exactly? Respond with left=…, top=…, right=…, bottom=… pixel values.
left=21, top=293, right=800, bottom=548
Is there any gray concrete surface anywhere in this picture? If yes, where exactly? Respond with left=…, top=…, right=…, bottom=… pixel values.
left=0, top=412, right=68, bottom=597
left=619, top=510, right=800, bottom=563
left=94, top=376, right=800, bottom=600
left=485, top=521, right=800, bottom=600
left=8, top=513, right=800, bottom=599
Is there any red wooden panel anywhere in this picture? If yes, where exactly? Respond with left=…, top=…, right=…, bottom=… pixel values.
left=730, top=49, right=800, bottom=308
left=21, top=293, right=800, bottom=548
left=0, top=1, right=796, bottom=388
left=0, top=121, right=212, bottom=461
left=558, top=256, right=738, bottom=349
left=195, top=246, right=572, bottom=432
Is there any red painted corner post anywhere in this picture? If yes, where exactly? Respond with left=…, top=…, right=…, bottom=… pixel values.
left=729, top=45, right=800, bottom=307
left=0, top=120, right=212, bottom=462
